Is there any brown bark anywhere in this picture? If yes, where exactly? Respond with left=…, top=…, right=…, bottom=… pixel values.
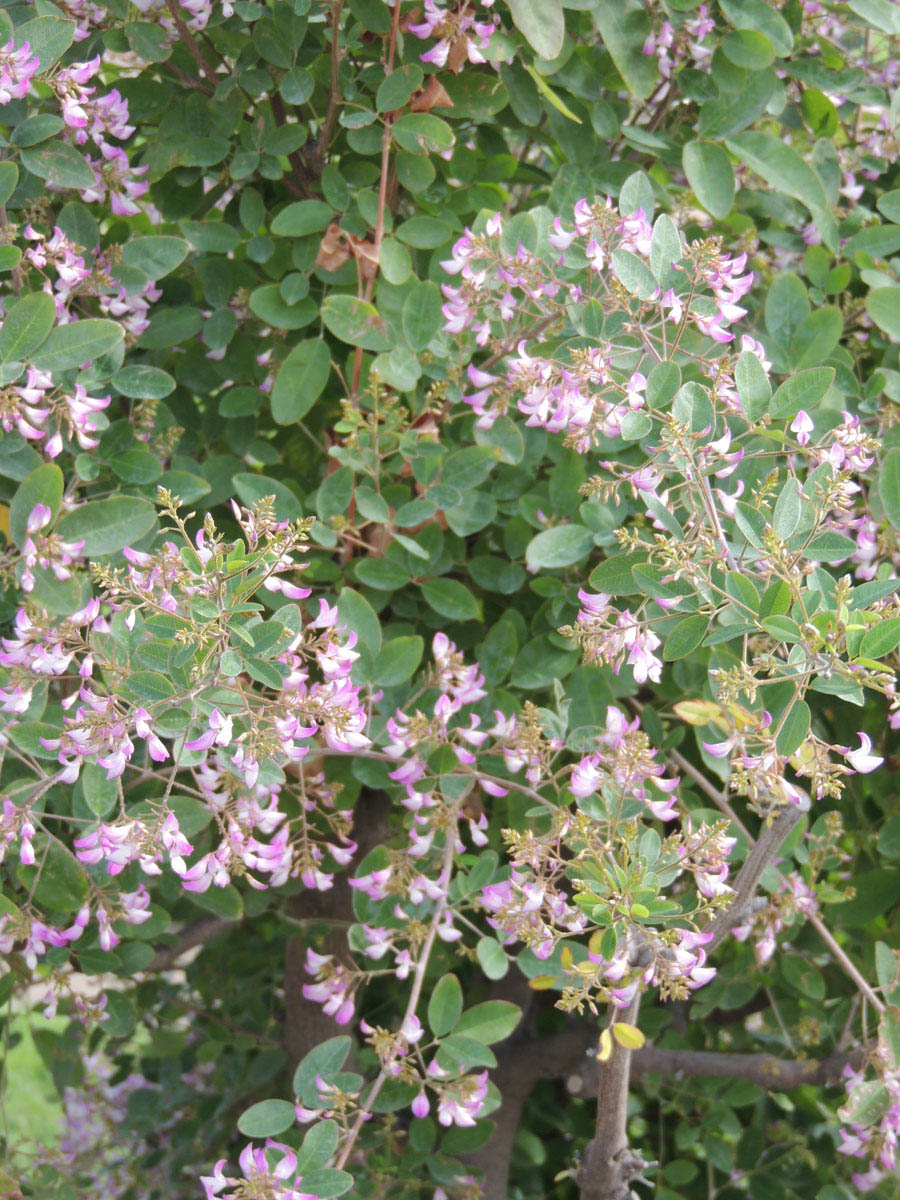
left=568, top=1042, right=866, bottom=1096
left=465, top=1021, right=598, bottom=1200
left=576, top=996, right=644, bottom=1200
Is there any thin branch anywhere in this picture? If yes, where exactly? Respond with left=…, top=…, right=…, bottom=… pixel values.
left=316, top=0, right=345, bottom=163
left=808, top=910, right=885, bottom=1014
left=163, top=0, right=219, bottom=87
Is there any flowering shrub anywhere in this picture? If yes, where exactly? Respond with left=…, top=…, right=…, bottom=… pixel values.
left=2, top=2, right=900, bottom=1200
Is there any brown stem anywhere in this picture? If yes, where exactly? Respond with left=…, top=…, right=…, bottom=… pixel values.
left=316, top=0, right=345, bottom=164
left=163, top=0, right=219, bottom=87
left=270, top=93, right=315, bottom=199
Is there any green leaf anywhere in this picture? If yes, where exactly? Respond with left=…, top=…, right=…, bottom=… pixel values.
left=10, top=463, right=63, bottom=547
left=776, top=699, right=810, bottom=757
left=867, top=288, right=900, bottom=341
left=591, top=0, right=656, bottom=100
left=0, top=293, right=55, bottom=363
left=722, top=29, right=774, bottom=69
left=847, top=0, right=900, bottom=33
left=21, top=141, right=96, bottom=189
left=271, top=339, right=331, bottom=423
left=474, top=416, right=525, bottom=466
left=877, top=190, right=900, bottom=224
left=13, top=15, right=75, bottom=68
left=611, top=248, right=657, bottom=299
left=297, top=1168, right=353, bottom=1198
left=395, top=216, right=453, bottom=249
left=683, top=140, right=735, bottom=220
left=374, top=636, right=423, bottom=686
left=523, top=65, right=582, bottom=123
left=122, top=236, right=190, bottom=280
left=428, top=973, right=463, bottom=1036
left=454, top=1000, right=522, bottom=1044
left=880, top=448, right=900, bottom=532
left=32, top=319, right=124, bottom=371
left=376, top=63, right=424, bottom=111
left=124, top=671, right=177, bottom=703
left=420, top=578, right=481, bottom=621
left=56, top=497, right=156, bottom=556
left=337, top=587, right=381, bottom=655
left=719, top=579, right=755, bottom=621
left=725, top=131, right=826, bottom=212
left=880, top=1008, right=900, bottom=1072
left=271, top=199, right=333, bottom=237
left=735, top=351, right=771, bottom=422
left=769, top=367, right=834, bottom=420
left=17, top=839, right=88, bottom=913
left=859, top=619, right=900, bottom=660
left=81, top=762, right=118, bottom=818
left=789, top=307, right=842, bottom=370
left=113, top=365, right=176, bottom=399
left=139, top=307, right=203, bottom=349
left=321, top=295, right=392, bottom=351
left=476, top=936, right=509, bottom=980
left=838, top=1080, right=890, bottom=1126
left=296, top=1121, right=340, bottom=1174
left=402, top=281, right=442, bottom=352
left=773, top=479, right=802, bottom=539
left=0, top=162, right=18, bottom=206
left=663, top=614, right=708, bottom=661
left=589, top=553, right=644, bottom=595
left=719, top=0, right=793, bottom=55
left=237, top=1099, right=296, bottom=1137
left=507, top=0, right=564, bottom=58
left=650, top=214, right=682, bottom=284
left=293, top=1036, right=352, bottom=1101
left=525, top=525, right=594, bottom=569
left=806, top=532, right=857, bottom=561
left=249, top=284, right=316, bottom=330
left=10, top=114, right=64, bottom=148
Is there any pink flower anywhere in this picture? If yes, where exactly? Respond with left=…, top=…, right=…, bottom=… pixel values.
left=844, top=733, right=883, bottom=774
left=791, top=409, right=813, bottom=445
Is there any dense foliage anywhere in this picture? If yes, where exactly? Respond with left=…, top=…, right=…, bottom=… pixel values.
left=3, top=1, right=900, bottom=1198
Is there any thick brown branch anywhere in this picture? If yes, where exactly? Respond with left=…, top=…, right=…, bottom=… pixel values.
left=707, top=803, right=804, bottom=950
left=148, top=916, right=239, bottom=971
left=568, top=1042, right=866, bottom=1096
left=577, top=995, right=643, bottom=1200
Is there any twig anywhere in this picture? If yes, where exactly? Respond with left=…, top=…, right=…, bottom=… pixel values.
left=333, top=824, right=457, bottom=1170
left=163, top=0, right=219, bottom=87
left=316, top=0, right=345, bottom=163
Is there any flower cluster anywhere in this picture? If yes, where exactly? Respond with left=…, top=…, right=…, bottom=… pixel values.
left=0, top=37, right=39, bottom=105
left=0, top=494, right=366, bottom=977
